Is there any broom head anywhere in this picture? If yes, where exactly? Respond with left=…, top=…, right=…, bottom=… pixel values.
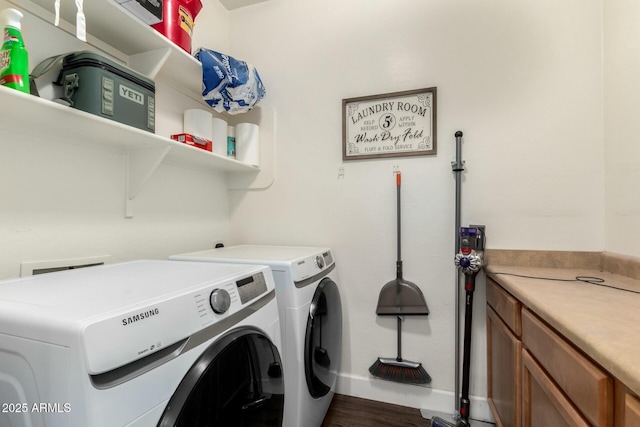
left=369, top=357, right=432, bottom=385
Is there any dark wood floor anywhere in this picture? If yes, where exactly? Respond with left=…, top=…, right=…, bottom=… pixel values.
left=322, top=394, right=430, bottom=427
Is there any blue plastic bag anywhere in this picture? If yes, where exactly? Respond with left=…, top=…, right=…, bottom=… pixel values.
left=195, top=48, right=266, bottom=115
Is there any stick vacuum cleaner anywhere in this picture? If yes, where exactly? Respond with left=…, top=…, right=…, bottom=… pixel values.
left=432, top=225, right=485, bottom=427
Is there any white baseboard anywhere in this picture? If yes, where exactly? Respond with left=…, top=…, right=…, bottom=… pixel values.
left=334, top=373, right=495, bottom=424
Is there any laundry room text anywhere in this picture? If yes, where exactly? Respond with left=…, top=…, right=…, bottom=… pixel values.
left=342, top=88, right=436, bottom=160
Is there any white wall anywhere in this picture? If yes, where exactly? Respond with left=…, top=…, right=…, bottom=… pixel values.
left=0, top=0, right=232, bottom=279
left=604, top=0, right=640, bottom=258
left=0, top=0, right=624, bottom=420
left=225, top=0, right=604, bottom=416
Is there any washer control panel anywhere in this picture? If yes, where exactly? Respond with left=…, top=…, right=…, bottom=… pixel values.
left=292, top=250, right=334, bottom=282
left=322, top=251, right=334, bottom=267
left=235, top=272, right=268, bottom=304
left=193, top=271, right=269, bottom=321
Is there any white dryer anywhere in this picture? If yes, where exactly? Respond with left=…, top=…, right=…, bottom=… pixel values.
left=171, top=245, right=343, bottom=427
left=0, top=260, right=284, bottom=427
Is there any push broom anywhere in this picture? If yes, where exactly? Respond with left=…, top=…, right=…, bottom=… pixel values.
left=369, top=172, right=431, bottom=385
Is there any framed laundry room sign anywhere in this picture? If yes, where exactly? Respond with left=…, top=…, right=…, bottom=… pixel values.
left=342, top=87, right=437, bottom=160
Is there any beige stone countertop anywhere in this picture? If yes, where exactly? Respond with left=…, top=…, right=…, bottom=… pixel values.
left=486, top=264, right=640, bottom=397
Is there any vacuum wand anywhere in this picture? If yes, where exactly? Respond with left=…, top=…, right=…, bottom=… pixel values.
left=433, top=225, right=485, bottom=427
left=454, top=226, right=485, bottom=425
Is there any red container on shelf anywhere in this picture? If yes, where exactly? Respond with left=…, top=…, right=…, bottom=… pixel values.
left=151, top=0, right=203, bottom=54
left=171, top=133, right=213, bottom=152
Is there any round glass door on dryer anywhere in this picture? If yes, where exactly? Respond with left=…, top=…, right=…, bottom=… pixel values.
left=304, top=277, right=342, bottom=399
left=158, top=327, right=284, bottom=426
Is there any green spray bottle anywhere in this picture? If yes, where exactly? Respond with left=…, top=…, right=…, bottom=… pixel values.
left=0, top=8, right=29, bottom=94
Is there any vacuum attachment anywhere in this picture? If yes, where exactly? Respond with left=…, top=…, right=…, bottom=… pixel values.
left=454, top=226, right=485, bottom=276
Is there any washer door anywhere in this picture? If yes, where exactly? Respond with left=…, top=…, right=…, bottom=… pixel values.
left=304, top=277, right=343, bottom=398
left=157, top=327, right=284, bottom=427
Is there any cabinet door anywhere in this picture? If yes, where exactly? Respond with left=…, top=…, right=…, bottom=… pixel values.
left=614, top=379, right=640, bottom=427
left=487, top=305, right=521, bottom=427
left=624, top=393, right=640, bottom=427
left=615, top=381, right=640, bottom=427
left=487, top=278, right=521, bottom=335
left=522, top=349, right=590, bottom=427
left=522, top=308, right=612, bottom=426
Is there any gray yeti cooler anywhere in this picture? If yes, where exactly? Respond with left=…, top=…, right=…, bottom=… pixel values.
left=56, top=51, right=156, bottom=133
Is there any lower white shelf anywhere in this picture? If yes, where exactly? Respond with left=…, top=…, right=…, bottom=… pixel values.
left=0, top=86, right=264, bottom=217
left=0, top=86, right=257, bottom=170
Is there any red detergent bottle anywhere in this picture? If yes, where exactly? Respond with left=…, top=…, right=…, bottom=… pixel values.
left=151, top=0, right=203, bottom=54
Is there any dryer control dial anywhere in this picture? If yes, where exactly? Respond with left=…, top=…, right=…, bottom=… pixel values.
left=315, top=255, right=325, bottom=269
left=209, top=289, right=231, bottom=314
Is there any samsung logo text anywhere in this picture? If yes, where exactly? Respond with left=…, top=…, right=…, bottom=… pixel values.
left=122, top=308, right=159, bottom=326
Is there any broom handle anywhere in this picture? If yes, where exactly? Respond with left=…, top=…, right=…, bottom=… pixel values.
left=396, top=316, right=403, bottom=362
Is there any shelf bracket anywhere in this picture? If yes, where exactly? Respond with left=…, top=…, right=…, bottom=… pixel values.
left=128, top=48, right=172, bottom=80
left=125, top=144, right=171, bottom=218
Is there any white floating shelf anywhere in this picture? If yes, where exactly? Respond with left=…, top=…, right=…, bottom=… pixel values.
left=9, top=0, right=204, bottom=100
left=3, top=0, right=276, bottom=213
left=0, top=86, right=255, bottom=172
left=0, top=86, right=260, bottom=217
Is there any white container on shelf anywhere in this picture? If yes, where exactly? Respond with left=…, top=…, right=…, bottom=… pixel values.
left=211, top=117, right=228, bottom=156
left=183, top=109, right=213, bottom=140
left=235, top=123, right=259, bottom=167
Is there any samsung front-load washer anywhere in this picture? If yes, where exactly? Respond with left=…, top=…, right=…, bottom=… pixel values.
left=0, top=260, right=284, bottom=427
left=170, top=245, right=343, bottom=427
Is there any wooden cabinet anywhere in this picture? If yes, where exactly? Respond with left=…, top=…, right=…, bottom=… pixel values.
left=522, top=349, right=590, bottom=427
left=623, top=394, right=640, bottom=427
left=614, top=381, right=640, bottom=427
left=486, top=278, right=521, bottom=334
left=521, top=308, right=613, bottom=426
left=486, top=279, right=522, bottom=427
left=487, top=277, right=627, bottom=427
left=487, top=306, right=521, bottom=427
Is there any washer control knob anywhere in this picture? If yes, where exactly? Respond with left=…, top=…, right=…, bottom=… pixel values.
left=209, top=289, right=231, bottom=314
left=315, top=255, right=325, bottom=269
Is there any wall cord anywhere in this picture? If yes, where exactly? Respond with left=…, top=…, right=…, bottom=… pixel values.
left=492, top=272, right=640, bottom=295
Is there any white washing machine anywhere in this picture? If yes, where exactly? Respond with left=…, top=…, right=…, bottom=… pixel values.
left=171, top=245, right=343, bottom=427
left=0, top=260, right=284, bottom=427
